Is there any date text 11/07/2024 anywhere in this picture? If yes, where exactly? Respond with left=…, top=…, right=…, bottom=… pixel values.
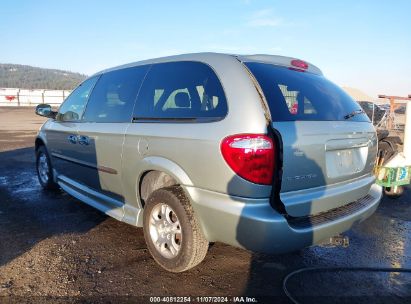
left=149, top=296, right=258, bottom=303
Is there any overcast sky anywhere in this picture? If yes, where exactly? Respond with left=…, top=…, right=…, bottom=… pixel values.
left=1, top=0, right=410, bottom=97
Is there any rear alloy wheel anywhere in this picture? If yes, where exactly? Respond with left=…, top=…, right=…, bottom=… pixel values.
left=149, top=203, right=182, bottom=259
left=143, top=186, right=209, bottom=272
left=36, top=146, right=59, bottom=190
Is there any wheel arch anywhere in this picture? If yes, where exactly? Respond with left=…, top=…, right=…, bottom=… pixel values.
left=139, top=170, right=179, bottom=207
left=137, top=156, right=194, bottom=208
left=35, top=137, right=45, bottom=151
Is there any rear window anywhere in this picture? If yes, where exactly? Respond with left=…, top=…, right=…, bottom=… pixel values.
left=245, top=62, right=370, bottom=122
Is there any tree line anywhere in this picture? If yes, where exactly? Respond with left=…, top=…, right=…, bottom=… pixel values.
left=0, top=63, right=87, bottom=90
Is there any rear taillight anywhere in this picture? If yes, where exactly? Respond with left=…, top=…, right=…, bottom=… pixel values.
left=220, top=134, right=275, bottom=185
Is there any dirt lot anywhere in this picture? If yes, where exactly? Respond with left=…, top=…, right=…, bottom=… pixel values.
left=0, top=107, right=410, bottom=303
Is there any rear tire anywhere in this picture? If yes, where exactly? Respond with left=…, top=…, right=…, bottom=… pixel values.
left=143, top=186, right=209, bottom=272
left=378, top=140, right=397, bottom=164
left=36, top=145, right=59, bottom=191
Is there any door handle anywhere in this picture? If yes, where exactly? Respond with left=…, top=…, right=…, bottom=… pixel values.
left=67, top=134, right=77, bottom=144
left=78, top=135, right=90, bottom=146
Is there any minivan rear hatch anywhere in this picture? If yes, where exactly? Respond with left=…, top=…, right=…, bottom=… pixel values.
left=244, top=62, right=378, bottom=217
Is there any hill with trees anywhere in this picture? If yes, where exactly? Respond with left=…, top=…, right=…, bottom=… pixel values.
left=0, top=63, right=87, bottom=90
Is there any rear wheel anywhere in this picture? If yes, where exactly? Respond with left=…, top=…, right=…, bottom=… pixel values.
left=36, top=146, right=59, bottom=190
left=378, top=140, right=397, bottom=164
left=143, top=186, right=209, bottom=272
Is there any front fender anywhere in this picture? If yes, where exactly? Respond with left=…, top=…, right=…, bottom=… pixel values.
left=35, top=120, right=53, bottom=150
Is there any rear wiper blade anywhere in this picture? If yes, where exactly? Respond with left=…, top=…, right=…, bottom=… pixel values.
left=344, top=109, right=365, bottom=120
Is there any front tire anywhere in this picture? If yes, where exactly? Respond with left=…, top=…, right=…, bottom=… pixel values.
left=143, top=186, right=209, bottom=272
left=36, top=145, right=59, bottom=191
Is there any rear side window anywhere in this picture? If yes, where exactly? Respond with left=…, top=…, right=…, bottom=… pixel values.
left=245, top=62, right=370, bottom=122
left=134, top=61, right=227, bottom=121
left=82, top=66, right=149, bottom=123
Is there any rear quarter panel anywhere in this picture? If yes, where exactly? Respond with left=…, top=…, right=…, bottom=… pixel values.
left=120, top=55, right=272, bottom=216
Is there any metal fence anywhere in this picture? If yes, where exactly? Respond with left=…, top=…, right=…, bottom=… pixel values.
left=0, top=88, right=71, bottom=107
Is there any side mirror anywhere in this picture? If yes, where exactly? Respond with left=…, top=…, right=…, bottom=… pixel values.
left=35, top=104, right=56, bottom=118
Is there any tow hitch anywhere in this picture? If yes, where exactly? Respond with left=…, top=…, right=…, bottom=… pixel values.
left=319, top=234, right=350, bottom=248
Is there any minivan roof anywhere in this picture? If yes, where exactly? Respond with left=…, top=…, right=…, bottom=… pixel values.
left=95, top=52, right=323, bottom=76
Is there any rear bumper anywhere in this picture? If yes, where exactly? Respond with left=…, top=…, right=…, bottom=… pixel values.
left=184, top=183, right=382, bottom=254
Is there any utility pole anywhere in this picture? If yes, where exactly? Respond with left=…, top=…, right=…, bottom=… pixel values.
left=378, top=95, right=411, bottom=129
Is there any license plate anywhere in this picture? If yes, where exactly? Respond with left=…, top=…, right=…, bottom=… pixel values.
left=326, top=148, right=365, bottom=178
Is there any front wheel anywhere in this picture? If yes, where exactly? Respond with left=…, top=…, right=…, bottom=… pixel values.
left=36, top=146, right=59, bottom=191
left=143, top=186, right=209, bottom=272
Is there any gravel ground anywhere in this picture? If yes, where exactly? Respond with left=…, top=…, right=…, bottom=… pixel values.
left=0, top=107, right=410, bottom=303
